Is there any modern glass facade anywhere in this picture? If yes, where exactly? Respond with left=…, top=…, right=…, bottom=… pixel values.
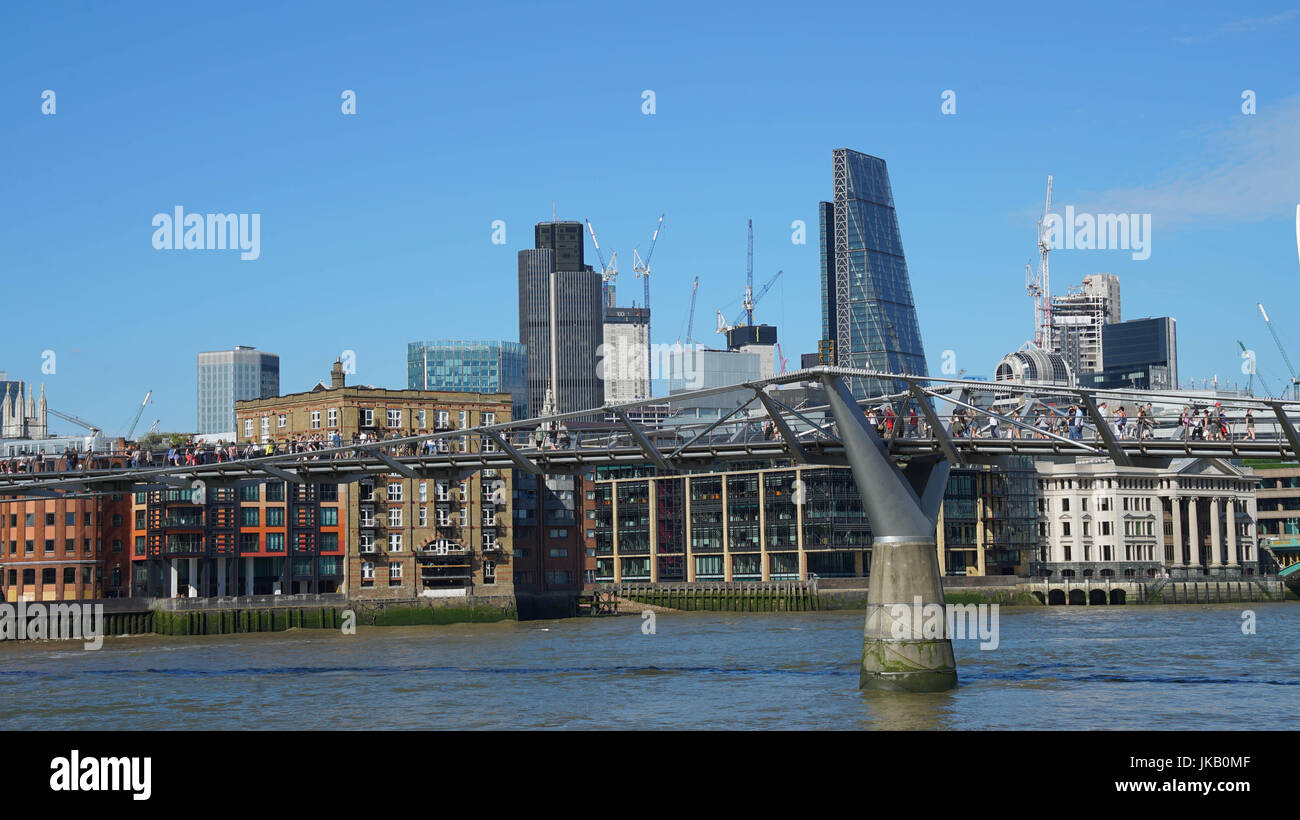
left=196, top=346, right=279, bottom=434
left=819, top=149, right=928, bottom=398
left=588, top=460, right=1036, bottom=582
left=407, top=340, right=527, bottom=420
left=1101, top=317, right=1177, bottom=387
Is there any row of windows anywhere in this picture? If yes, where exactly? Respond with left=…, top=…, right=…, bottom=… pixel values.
left=242, top=408, right=498, bottom=435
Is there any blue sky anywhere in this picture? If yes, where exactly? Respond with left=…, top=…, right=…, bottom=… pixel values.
left=3, top=1, right=1299, bottom=433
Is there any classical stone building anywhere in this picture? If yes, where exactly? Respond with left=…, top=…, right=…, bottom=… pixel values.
left=1033, top=458, right=1259, bottom=580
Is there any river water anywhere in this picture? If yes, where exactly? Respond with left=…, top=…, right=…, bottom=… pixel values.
left=0, top=603, right=1294, bottom=730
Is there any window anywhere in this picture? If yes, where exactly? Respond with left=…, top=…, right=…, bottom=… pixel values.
left=310, top=411, right=321, bottom=429
left=65, top=512, right=75, bottom=526
left=244, top=419, right=254, bottom=437
left=436, top=482, right=449, bottom=502
left=361, top=561, right=375, bottom=587
left=458, top=410, right=468, bottom=429
left=321, top=508, right=338, bottom=526
left=417, top=409, right=426, bottom=428
left=419, top=506, right=427, bottom=527
left=266, top=507, right=284, bottom=527
left=484, top=561, right=496, bottom=584
left=277, top=414, right=287, bottom=428
left=261, top=417, right=270, bottom=437
left=360, top=533, right=375, bottom=553
left=389, top=561, right=403, bottom=585
left=388, top=532, right=403, bottom=552
left=419, top=481, right=427, bottom=502
left=242, top=508, right=260, bottom=527
left=483, top=412, right=495, bottom=426
left=327, top=408, right=338, bottom=428
left=388, top=483, right=403, bottom=502
left=266, top=533, right=285, bottom=552
left=437, top=410, right=450, bottom=429
left=361, top=408, right=374, bottom=427
left=387, top=409, right=402, bottom=428
left=389, top=507, right=402, bottom=527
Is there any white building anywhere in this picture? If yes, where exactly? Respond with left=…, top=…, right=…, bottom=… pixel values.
left=601, top=307, right=650, bottom=404
left=1034, top=458, right=1259, bottom=580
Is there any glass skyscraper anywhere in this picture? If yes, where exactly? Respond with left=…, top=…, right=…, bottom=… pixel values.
left=819, top=149, right=928, bottom=398
left=407, top=339, right=528, bottom=420
left=196, top=346, right=279, bottom=434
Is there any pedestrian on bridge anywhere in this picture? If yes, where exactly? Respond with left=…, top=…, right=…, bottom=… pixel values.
left=1246, top=408, right=1256, bottom=440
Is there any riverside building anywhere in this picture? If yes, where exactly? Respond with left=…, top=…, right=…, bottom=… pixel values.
left=1032, top=459, right=1260, bottom=580
left=229, top=361, right=514, bottom=600
left=2, top=483, right=131, bottom=602
left=584, top=459, right=1038, bottom=584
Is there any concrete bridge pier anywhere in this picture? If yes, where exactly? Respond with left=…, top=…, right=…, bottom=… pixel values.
left=823, top=374, right=957, bottom=692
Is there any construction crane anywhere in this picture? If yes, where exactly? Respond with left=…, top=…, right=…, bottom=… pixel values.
left=631, top=212, right=664, bottom=314
left=743, top=219, right=755, bottom=325
left=48, top=407, right=102, bottom=437
left=1258, top=302, right=1300, bottom=399
left=148, top=419, right=160, bottom=435
left=716, top=269, right=784, bottom=334
left=1025, top=175, right=1054, bottom=349
left=774, top=342, right=789, bottom=374
left=679, top=276, right=700, bottom=344
left=1237, top=340, right=1278, bottom=398
left=124, top=390, right=152, bottom=439
left=584, top=219, right=618, bottom=309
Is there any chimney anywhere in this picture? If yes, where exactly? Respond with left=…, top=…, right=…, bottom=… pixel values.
left=331, top=359, right=345, bottom=389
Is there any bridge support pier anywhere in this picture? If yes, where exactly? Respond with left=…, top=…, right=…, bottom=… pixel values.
left=822, top=374, right=957, bottom=692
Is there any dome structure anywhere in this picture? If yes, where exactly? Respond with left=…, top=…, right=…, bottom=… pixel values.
left=994, top=345, right=1075, bottom=387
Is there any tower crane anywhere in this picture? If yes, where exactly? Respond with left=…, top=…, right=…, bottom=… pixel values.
left=1025, top=175, right=1053, bottom=348
left=125, top=390, right=152, bottom=439
left=1258, top=302, right=1300, bottom=399
left=631, top=212, right=664, bottom=315
left=679, top=276, right=700, bottom=344
left=716, top=270, right=784, bottom=334
left=584, top=219, right=618, bottom=309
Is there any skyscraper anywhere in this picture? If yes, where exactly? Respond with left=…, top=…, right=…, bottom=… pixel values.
left=518, top=223, right=605, bottom=417
left=818, top=149, right=928, bottom=398
left=196, top=346, right=279, bottom=434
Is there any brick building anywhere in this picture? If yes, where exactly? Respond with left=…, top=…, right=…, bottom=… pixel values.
left=234, top=361, right=514, bottom=601
left=2, top=486, right=131, bottom=602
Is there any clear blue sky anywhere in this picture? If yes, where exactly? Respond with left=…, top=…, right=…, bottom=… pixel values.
left=3, top=1, right=1299, bottom=434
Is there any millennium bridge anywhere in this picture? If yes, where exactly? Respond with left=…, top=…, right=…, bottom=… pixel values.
left=4, top=367, right=1300, bottom=692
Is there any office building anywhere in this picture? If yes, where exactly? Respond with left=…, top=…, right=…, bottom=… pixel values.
left=197, top=346, right=280, bottom=435
left=584, top=459, right=1037, bottom=584
left=1033, top=459, right=1259, bottom=580
left=518, top=231, right=605, bottom=416
left=818, top=149, right=928, bottom=398
left=601, top=306, right=650, bottom=404
left=407, top=339, right=528, bottom=420
left=1076, top=316, right=1178, bottom=391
